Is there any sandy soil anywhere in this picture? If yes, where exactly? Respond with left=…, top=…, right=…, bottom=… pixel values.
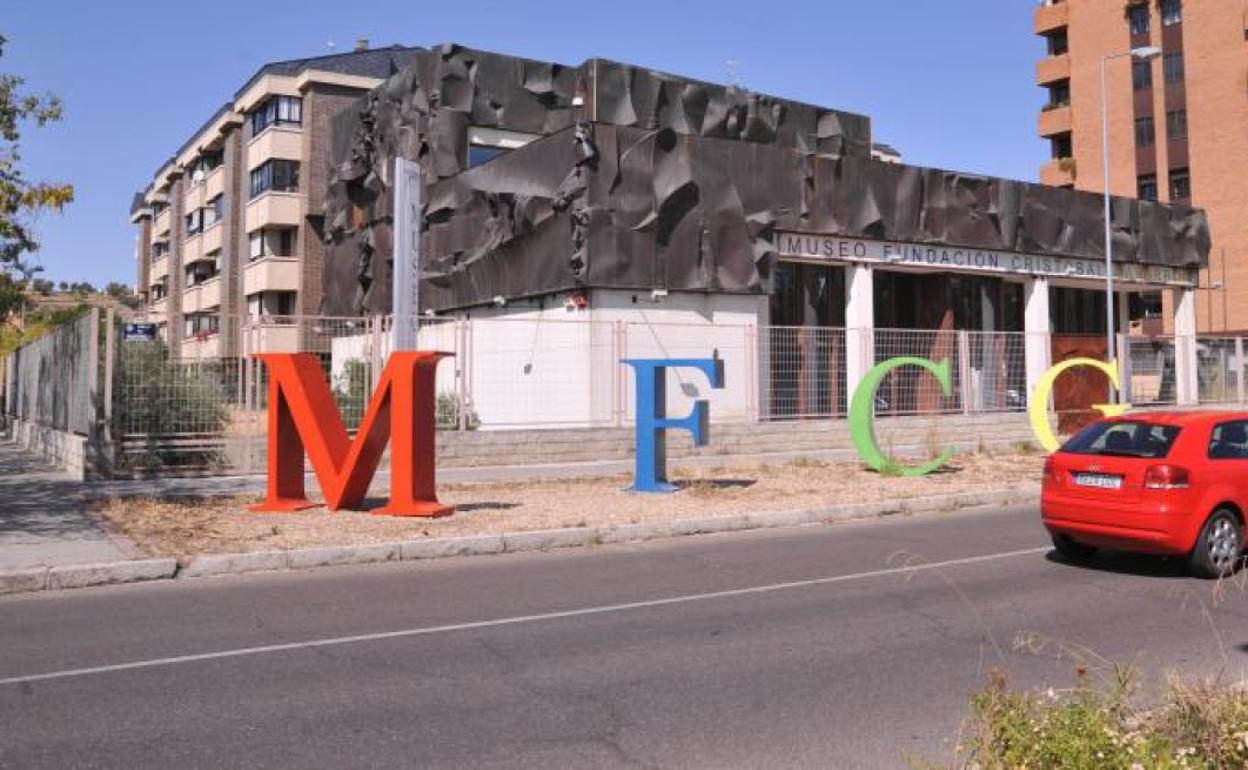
left=95, top=453, right=1044, bottom=563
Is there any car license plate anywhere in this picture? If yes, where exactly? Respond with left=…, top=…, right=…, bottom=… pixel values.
left=1073, top=473, right=1122, bottom=490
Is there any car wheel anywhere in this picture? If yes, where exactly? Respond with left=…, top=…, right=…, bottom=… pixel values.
left=1188, top=509, right=1245, bottom=579
left=1051, top=534, right=1097, bottom=564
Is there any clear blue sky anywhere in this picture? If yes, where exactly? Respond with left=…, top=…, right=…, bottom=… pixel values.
left=5, top=0, right=1048, bottom=288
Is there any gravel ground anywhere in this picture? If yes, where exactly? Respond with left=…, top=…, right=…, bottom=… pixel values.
left=95, top=453, right=1045, bottom=563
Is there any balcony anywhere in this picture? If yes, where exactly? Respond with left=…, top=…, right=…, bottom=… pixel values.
left=1035, top=53, right=1071, bottom=85
left=151, top=256, right=170, bottom=281
left=245, top=192, right=303, bottom=231
left=1040, top=157, right=1076, bottom=187
left=243, top=322, right=299, bottom=353
left=183, top=232, right=202, bottom=262
left=183, top=276, right=221, bottom=313
left=1033, top=1, right=1069, bottom=35
left=201, top=220, right=224, bottom=254
left=204, top=165, right=226, bottom=200
left=247, top=125, right=302, bottom=169
left=182, top=333, right=222, bottom=360
left=150, top=297, right=169, bottom=318
left=183, top=181, right=205, bottom=212
left=154, top=208, right=172, bottom=236
left=1038, top=104, right=1072, bottom=137
left=244, top=256, right=300, bottom=295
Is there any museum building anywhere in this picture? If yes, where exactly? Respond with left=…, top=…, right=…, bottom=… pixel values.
left=319, top=44, right=1210, bottom=422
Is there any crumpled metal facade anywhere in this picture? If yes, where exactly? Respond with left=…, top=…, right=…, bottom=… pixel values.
left=321, top=44, right=1210, bottom=316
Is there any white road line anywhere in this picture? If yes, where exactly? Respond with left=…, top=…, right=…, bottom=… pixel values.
left=0, top=546, right=1048, bottom=687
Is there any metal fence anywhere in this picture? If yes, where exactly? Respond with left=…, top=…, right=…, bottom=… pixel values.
left=9, top=310, right=1246, bottom=476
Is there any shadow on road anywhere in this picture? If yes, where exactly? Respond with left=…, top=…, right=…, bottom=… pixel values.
left=1043, top=549, right=1194, bottom=580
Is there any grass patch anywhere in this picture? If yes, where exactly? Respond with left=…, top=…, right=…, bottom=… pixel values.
left=926, top=670, right=1248, bottom=769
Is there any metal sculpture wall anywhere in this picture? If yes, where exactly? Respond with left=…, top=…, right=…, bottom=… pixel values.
left=321, top=44, right=1210, bottom=316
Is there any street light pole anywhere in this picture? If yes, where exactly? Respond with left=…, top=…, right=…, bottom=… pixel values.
left=1100, top=46, right=1161, bottom=401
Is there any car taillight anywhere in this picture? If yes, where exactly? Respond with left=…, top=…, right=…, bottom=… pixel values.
left=1043, top=456, right=1059, bottom=484
left=1144, top=464, right=1190, bottom=490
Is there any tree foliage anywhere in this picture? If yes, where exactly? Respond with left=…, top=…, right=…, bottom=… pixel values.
left=0, top=32, right=73, bottom=318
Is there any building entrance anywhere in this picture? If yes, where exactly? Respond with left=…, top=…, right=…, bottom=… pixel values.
left=768, top=262, right=846, bottom=418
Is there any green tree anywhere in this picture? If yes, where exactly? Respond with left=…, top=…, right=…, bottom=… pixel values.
left=0, top=32, right=73, bottom=319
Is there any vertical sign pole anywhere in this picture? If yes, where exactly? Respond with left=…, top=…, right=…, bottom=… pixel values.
left=392, top=157, right=423, bottom=351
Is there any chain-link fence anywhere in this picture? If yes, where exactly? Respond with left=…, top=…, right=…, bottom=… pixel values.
left=11, top=309, right=1247, bottom=477
left=1123, top=335, right=1178, bottom=406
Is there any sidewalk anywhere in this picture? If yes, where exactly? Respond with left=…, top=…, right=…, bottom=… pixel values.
left=0, top=441, right=135, bottom=571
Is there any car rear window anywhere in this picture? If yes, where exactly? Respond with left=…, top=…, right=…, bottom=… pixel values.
left=1059, top=420, right=1181, bottom=459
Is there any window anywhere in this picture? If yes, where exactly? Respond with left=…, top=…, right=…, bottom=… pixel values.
left=184, top=314, right=220, bottom=339
left=1166, top=109, right=1187, bottom=140
left=189, top=151, right=223, bottom=182
left=1134, top=116, right=1155, bottom=147
left=1161, top=0, right=1181, bottom=26
left=1169, top=167, right=1190, bottom=200
left=151, top=201, right=167, bottom=218
left=248, top=228, right=296, bottom=260
left=1209, top=422, right=1248, bottom=459
left=1128, top=4, right=1150, bottom=35
left=1050, top=133, right=1072, bottom=160
left=205, top=194, right=225, bottom=227
left=1138, top=173, right=1158, bottom=201
left=1048, top=80, right=1071, bottom=108
left=151, top=241, right=169, bottom=260
left=184, top=207, right=203, bottom=235
left=247, top=291, right=297, bottom=319
left=250, top=95, right=302, bottom=136
left=1046, top=29, right=1068, bottom=56
left=465, top=126, right=539, bottom=168
left=1163, top=52, right=1184, bottom=83
left=1060, top=420, right=1181, bottom=459
left=249, top=159, right=299, bottom=198
left=1132, top=60, right=1153, bottom=90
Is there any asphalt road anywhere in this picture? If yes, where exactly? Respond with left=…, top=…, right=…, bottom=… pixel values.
left=2, top=504, right=1246, bottom=769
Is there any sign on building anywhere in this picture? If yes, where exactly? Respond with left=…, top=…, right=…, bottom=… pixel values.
left=121, top=323, right=158, bottom=342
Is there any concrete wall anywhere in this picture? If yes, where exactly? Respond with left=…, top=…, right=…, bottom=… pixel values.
left=9, top=418, right=99, bottom=481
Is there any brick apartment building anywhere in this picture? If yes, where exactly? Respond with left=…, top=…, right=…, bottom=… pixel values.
left=1035, top=0, right=1248, bottom=332
left=128, top=43, right=419, bottom=358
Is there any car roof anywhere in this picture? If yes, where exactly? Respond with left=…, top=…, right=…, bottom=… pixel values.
left=1108, top=410, right=1248, bottom=426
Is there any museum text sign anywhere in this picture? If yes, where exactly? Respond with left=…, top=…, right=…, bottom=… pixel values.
left=778, top=233, right=1195, bottom=287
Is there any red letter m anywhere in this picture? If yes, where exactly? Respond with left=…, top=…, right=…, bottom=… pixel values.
left=250, top=352, right=453, bottom=517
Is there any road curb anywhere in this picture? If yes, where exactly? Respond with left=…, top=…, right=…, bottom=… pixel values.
left=0, top=558, right=178, bottom=596
left=0, top=484, right=1039, bottom=596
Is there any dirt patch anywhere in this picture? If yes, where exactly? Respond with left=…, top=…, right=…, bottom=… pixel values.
left=95, top=453, right=1043, bottom=563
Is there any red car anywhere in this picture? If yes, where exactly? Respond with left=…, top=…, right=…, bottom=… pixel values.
left=1042, top=411, right=1248, bottom=578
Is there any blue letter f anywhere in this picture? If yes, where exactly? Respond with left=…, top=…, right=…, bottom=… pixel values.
left=623, top=358, right=725, bottom=493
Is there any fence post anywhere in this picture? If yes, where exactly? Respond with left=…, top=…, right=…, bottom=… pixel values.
left=103, top=308, right=115, bottom=444
left=1238, top=337, right=1246, bottom=406
left=745, top=323, right=757, bottom=422
left=957, top=330, right=972, bottom=415
left=1117, top=333, right=1132, bottom=404
left=457, top=318, right=471, bottom=431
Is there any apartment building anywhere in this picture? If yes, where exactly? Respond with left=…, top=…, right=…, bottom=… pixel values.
left=128, top=43, right=419, bottom=359
left=1035, top=0, right=1248, bottom=332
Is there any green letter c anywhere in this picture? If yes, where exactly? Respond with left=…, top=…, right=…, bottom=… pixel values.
left=849, top=357, right=954, bottom=477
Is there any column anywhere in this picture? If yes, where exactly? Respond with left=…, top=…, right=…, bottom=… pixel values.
left=844, top=263, right=874, bottom=397
left=1117, top=290, right=1133, bottom=402
left=1023, top=277, right=1052, bottom=402
left=1173, top=286, right=1198, bottom=405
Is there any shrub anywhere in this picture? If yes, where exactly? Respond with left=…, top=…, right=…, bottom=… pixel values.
left=111, top=340, right=230, bottom=469
left=934, top=670, right=1248, bottom=769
